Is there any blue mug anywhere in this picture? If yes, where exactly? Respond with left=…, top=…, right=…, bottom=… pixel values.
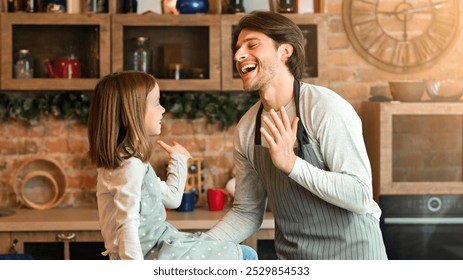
left=176, top=191, right=198, bottom=212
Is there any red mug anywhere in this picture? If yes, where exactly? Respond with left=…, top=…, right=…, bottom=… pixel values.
left=207, top=188, right=231, bottom=211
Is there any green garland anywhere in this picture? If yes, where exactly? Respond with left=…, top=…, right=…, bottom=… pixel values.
left=0, top=92, right=91, bottom=126
left=0, top=91, right=259, bottom=128
left=161, top=91, right=259, bottom=129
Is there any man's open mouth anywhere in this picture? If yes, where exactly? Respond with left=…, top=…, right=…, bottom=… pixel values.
left=239, top=63, right=257, bottom=75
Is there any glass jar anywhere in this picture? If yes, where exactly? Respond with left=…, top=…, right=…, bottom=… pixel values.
left=14, top=49, right=34, bottom=79
left=85, top=0, right=107, bottom=13
left=26, top=0, right=38, bottom=12
left=123, top=0, right=137, bottom=13
left=132, top=36, right=151, bottom=73
left=227, top=0, right=245, bottom=14
left=278, top=0, right=295, bottom=13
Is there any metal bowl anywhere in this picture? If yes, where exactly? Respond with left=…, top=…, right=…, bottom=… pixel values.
left=425, top=80, right=463, bottom=102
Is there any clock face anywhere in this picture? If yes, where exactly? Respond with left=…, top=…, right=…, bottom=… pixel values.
left=343, top=0, right=460, bottom=73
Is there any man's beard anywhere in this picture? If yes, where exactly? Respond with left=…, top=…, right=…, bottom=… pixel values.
left=242, top=67, right=276, bottom=92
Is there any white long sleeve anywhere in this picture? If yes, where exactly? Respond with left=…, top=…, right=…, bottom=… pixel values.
left=159, top=152, right=189, bottom=209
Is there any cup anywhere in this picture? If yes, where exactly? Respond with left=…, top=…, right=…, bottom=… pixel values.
left=176, top=191, right=198, bottom=212
left=207, top=188, right=231, bottom=211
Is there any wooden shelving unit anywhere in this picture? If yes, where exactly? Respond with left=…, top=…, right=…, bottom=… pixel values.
left=111, top=13, right=221, bottom=91
left=0, top=8, right=324, bottom=92
left=0, top=13, right=111, bottom=90
left=362, top=101, right=463, bottom=200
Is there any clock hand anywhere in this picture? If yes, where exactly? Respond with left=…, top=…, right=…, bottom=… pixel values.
left=400, top=1, right=446, bottom=15
left=377, top=0, right=447, bottom=16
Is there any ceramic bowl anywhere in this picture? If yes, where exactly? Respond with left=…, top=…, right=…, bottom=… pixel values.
left=176, top=0, right=209, bottom=14
left=389, top=80, right=425, bottom=102
left=425, top=80, right=463, bottom=102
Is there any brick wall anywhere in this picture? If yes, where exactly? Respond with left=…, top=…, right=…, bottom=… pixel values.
left=1, top=1, right=463, bottom=208
left=0, top=113, right=235, bottom=208
left=322, top=0, right=463, bottom=112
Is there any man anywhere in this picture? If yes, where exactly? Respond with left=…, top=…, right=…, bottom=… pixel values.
left=207, top=11, right=387, bottom=260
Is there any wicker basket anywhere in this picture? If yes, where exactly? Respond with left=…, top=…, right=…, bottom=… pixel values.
left=15, top=156, right=67, bottom=210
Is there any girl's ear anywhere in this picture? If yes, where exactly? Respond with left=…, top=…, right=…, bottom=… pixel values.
left=279, top=43, right=294, bottom=62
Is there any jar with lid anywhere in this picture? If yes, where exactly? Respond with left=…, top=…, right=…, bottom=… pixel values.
left=26, top=0, right=38, bottom=12
left=278, top=0, right=295, bottom=13
left=123, top=0, right=137, bottom=13
left=227, top=0, right=245, bottom=14
left=132, top=36, right=151, bottom=73
left=85, top=0, right=107, bottom=13
left=14, top=49, right=34, bottom=79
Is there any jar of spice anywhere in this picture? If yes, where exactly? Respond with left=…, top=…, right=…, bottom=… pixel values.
left=14, top=49, right=34, bottom=79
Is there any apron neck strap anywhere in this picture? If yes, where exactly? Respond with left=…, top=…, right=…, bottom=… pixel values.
left=254, top=79, right=309, bottom=158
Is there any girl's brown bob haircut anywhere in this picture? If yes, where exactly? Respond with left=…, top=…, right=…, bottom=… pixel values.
left=87, top=71, right=157, bottom=169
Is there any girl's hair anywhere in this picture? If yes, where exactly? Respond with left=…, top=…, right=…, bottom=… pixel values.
left=87, top=71, right=157, bottom=169
left=232, top=11, right=305, bottom=80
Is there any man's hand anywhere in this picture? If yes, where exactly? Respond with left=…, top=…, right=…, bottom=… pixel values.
left=260, top=106, right=298, bottom=174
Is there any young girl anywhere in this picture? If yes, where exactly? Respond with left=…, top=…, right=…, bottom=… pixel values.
left=87, top=71, right=257, bottom=260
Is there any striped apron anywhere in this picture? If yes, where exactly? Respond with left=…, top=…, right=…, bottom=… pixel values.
left=253, top=80, right=387, bottom=259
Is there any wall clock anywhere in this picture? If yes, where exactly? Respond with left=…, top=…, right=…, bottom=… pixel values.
left=342, top=0, right=460, bottom=73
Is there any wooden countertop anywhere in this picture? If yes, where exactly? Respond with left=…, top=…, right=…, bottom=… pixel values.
left=0, top=207, right=275, bottom=232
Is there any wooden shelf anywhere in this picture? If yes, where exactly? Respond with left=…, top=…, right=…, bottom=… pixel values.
left=111, top=13, right=221, bottom=91
left=362, top=101, right=463, bottom=200
left=0, top=13, right=111, bottom=90
left=0, top=12, right=324, bottom=92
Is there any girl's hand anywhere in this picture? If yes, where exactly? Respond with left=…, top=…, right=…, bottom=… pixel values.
left=157, top=140, right=191, bottom=159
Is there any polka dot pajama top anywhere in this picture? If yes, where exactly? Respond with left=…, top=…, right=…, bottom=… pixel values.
left=96, top=154, right=242, bottom=260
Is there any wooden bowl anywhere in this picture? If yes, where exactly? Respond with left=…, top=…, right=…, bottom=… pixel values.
left=20, top=171, right=59, bottom=210
left=15, top=156, right=67, bottom=210
left=389, top=80, right=425, bottom=102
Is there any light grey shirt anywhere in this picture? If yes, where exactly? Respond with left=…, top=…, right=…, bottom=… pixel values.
left=207, top=82, right=382, bottom=243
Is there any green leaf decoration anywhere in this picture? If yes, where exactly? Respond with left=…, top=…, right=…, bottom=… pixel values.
left=0, top=90, right=259, bottom=129
left=160, top=91, right=259, bottom=129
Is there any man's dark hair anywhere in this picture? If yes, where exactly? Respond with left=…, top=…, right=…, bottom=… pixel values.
left=232, top=11, right=306, bottom=80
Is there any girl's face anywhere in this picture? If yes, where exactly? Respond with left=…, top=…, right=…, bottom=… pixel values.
left=144, top=83, right=165, bottom=136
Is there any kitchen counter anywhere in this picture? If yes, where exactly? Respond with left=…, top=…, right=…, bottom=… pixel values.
left=0, top=207, right=275, bottom=257
left=0, top=206, right=275, bottom=232
left=0, top=208, right=100, bottom=232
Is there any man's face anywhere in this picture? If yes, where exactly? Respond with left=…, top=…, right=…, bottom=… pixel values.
left=233, top=29, right=281, bottom=92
